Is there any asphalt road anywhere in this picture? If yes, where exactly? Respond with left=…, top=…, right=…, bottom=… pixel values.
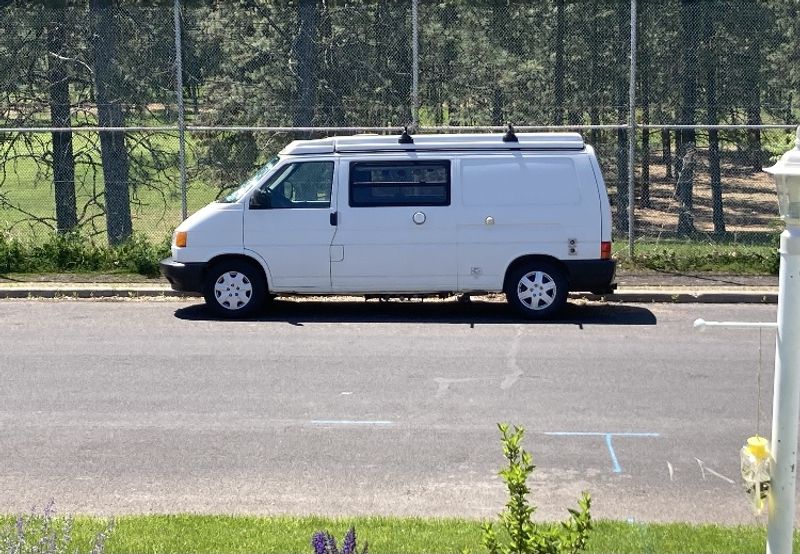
left=0, top=297, right=790, bottom=523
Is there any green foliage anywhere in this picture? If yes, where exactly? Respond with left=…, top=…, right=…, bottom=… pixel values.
left=0, top=231, right=169, bottom=277
left=483, top=424, right=592, bottom=554
left=0, top=502, right=113, bottom=554
left=615, top=238, right=780, bottom=275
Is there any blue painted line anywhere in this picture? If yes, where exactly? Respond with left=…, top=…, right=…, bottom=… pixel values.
left=606, top=433, right=622, bottom=473
left=543, top=432, right=660, bottom=474
left=544, top=432, right=660, bottom=437
left=311, top=420, right=393, bottom=426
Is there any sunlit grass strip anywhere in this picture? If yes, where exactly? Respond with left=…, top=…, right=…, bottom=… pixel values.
left=614, top=238, right=779, bottom=274
left=1, top=514, right=792, bottom=554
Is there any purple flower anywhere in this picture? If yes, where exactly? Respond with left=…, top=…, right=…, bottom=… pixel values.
left=342, top=527, right=356, bottom=554
left=326, top=532, right=339, bottom=554
left=312, top=531, right=328, bottom=554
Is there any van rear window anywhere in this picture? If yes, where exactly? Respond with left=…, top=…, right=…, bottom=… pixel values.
left=349, top=161, right=450, bottom=207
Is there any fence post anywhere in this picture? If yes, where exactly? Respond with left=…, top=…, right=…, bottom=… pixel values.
left=627, top=0, right=637, bottom=258
left=411, top=0, right=419, bottom=131
left=173, top=0, right=188, bottom=221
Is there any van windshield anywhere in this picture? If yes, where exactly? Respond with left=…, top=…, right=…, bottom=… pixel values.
left=218, top=156, right=280, bottom=203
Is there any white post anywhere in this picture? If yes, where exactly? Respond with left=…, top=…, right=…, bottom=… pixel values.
left=764, top=127, right=800, bottom=554
left=173, top=0, right=188, bottom=221
left=767, top=222, right=800, bottom=554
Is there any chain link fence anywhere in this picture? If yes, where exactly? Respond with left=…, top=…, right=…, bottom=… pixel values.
left=0, top=0, right=797, bottom=251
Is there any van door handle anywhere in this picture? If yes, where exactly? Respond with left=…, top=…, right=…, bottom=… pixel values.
left=330, top=212, right=338, bottom=226
left=412, top=211, right=426, bottom=225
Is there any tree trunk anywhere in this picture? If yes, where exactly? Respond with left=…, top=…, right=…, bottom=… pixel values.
left=746, top=88, right=763, bottom=173
left=552, top=0, right=566, bottom=125
left=676, top=145, right=696, bottom=236
left=491, top=88, right=504, bottom=126
left=89, top=0, right=131, bottom=246
left=744, top=3, right=763, bottom=172
left=613, top=0, right=628, bottom=233
left=46, top=0, right=77, bottom=233
left=703, top=5, right=724, bottom=234
left=588, top=1, right=600, bottom=154
left=676, top=0, right=698, bottom=235
left=293, top=0, right=317, bottom=133
left=639, top=4, right=650, bottom=208
left=662, top=129, right=672, bottom=179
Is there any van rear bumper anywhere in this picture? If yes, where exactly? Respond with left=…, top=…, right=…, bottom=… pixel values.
left=160, top=257, right=207, bottom=293
left=564, top=259, right=617, bottom=294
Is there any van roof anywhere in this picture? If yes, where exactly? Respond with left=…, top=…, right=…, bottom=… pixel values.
left=280, top=132, right=586, bottom=155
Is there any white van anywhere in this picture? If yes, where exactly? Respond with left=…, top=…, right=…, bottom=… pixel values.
left=160, top=131, right=616, bottom=319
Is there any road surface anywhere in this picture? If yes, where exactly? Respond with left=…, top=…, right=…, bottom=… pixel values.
left=0, top=297, right=788, bottom=523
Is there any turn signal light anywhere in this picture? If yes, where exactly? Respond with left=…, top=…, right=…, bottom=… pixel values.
left=174, top=231, right=187, bottom=248
left=600, top=241, right=612, bottom=259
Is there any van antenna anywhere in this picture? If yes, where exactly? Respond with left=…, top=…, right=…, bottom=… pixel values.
left=398, top=126, right=414, bottom=144
left=502, top=123, right=518, bottom=143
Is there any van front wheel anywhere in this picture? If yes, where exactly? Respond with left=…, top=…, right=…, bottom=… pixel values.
left=505, top=262, right=568, bottom=320
left=203, top=260, right=266, bottom=318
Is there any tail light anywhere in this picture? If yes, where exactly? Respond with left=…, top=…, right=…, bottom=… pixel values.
left=600, top=241, right=612, bottom=259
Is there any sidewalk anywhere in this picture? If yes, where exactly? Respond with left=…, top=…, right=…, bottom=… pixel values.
left=0, top=270, right=779, bottom=303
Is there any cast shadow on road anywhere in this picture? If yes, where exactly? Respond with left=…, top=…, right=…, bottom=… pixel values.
left=174, top=298, right=657, bottom=326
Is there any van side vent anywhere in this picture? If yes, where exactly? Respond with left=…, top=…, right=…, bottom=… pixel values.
left=502, top=123, right=518, bottom=143
left=398, top=126, right=414, bottom=144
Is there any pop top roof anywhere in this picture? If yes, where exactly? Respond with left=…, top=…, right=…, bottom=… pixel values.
left=280, top=132, right=586, bottom=156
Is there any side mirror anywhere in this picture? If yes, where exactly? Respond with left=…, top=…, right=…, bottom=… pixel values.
left=250, top=188, right=271, bottom=209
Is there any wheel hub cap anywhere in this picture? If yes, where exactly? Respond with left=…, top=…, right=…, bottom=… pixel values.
left=517, top=271, right=557, bottom=310
left=214, top=271, right=253, bottom=310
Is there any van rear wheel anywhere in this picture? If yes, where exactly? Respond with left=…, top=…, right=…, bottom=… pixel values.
left=203, top=260, right=266, bottom=318
left=505, top=262, right=568, bottom=320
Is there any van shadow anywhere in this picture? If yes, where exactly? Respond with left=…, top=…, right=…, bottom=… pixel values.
left=174, top=298, right=657, bottom=326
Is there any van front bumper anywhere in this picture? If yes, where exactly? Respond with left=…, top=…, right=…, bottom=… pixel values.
left=564, top=259, right=617, bottom=294
left=160, top=257, right=207, bottom=293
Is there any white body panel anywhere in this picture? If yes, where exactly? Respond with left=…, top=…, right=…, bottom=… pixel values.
left=172, top=133, right=613, bottom=296
left=330, top=155, right=457, bottom=293
left=243, top=158, right=338, bottom=292
left=172, top=202, right=245, bottom=263
left=456, top=152, right=601, bottom=291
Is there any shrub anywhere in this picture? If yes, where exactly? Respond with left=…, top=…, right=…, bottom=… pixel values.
left=482, top=424, right=592, bottom=554
left=0, top=232, right=169, bottom=277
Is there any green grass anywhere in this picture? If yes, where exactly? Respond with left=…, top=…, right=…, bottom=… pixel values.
left=615, top=238, right=780, bottom=275
left=0, top=514, right=792, bottom=554
left=0, top=131, right=220, bottom=242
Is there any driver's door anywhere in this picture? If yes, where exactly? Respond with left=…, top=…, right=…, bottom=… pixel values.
left=244, top=160, right=337, bottom=292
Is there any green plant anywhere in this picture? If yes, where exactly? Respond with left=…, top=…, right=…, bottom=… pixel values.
left=482, top=424, right=592, bottom=554
left=312, top=527, right=367, bottom=554
left=1, top=501, right=113, bottom=554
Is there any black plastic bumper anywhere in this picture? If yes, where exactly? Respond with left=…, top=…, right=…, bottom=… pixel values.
left=563, top=259, right=617, bottom=294
left=160, top=257, right=207, bottom=293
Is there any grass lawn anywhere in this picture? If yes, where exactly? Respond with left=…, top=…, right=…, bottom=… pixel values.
left=0, top=131, right=220, bottom=242
left=1, top=514, right=789, bottom=554
left=614, top=238, right=779, bottom=275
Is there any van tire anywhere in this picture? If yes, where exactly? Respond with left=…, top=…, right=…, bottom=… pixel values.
left=505, top=261, right=568, bottom=320
left=203, top=260, right=266, bottom=318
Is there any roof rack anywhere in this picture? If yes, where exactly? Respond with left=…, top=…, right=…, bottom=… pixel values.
left=279, top=132, right=586, bottom=155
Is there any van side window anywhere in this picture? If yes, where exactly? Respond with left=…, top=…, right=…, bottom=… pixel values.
left=349, top=161, right=450, bottom=207
left=250, top=161, right=333, bottom=210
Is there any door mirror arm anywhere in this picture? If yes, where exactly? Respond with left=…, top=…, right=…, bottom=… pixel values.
left=250, top=188, right=272, bottom=209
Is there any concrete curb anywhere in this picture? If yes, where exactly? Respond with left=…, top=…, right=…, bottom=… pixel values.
left=0, top=285, right=780, bottom=304
left=577, top=290, right=778, bottom=304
